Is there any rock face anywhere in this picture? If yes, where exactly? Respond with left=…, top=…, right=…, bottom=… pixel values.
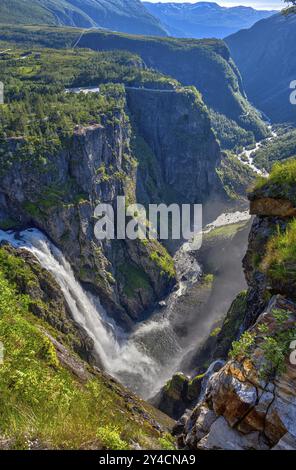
left=127, top=87, right=222, bottom=204
left=175, top=295, right=296, bottom=450
left=175, top=181, right=296, bottom=450
left=152, top=372, right=204, bottom=420
left=0, top=87, right=223, bottom=328
left=242, top=186, right=296, bottom=330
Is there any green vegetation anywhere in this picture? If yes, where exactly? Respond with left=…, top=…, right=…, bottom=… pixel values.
left=0, top=44, right=182, bottom=215
left=0, top=251, right=173, bottom=449
left=150, top=245, right=176, bottom=279
left=214, top=291, right=247, bottom=359
left=210, top=326, right=222, bottom=337
left=209, top=109, right=255, bottom=151
left=158, top=433, right=176, bottom=451
left=254, top=158, right=296, bottom=205
left=230, top=302, right=296, bottom=380
left=0, top=22, right=268, bottom=142
left=217, top=152, right=256, bottom=200
left=0, top=0, right=167, bottom=36
left=96, top=426, right=129, bottom=451
left=205, top=222, right=249, bottom=242
left=258, top=307, right=296, bottom=380
left=164, top=372, right=187, bottom=393
left=230, top=331, right=256, bottom=360
left=0, top=0, right=57, bottom=26
left=119, top=263, right=151, bottom=299
left=261, top=218, right=296, bottom=281
left=203, top=273, right=215, bottom=285
left=0, top=46, right=176, bottom=144
left=252, top=128, right=296, bottom=171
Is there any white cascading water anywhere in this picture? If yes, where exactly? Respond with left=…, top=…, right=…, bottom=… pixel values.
left=0, top=209, right=250, bottom=398
left=0, top=228, right=187, bottom=398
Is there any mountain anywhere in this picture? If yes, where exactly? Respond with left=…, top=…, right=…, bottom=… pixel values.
left=0, top=0, right=167, bottom=36
left=1, top=20, right=296, bottom=451
left=226, top=9, right=296, bottom=124
left=143, top=2, right=275, bottom=39
left=75, top=29, right=269, bottom=140
left=0, top=23, right=269, bottom=144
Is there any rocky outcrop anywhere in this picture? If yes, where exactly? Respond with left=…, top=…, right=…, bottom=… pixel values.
left=175, top=176, right=296, bottom=450
left=152, top=372, right=204, bottom=420
left=250, top=197, right=296, bottom=218
left=242, top=185, right=296, bottom=329
left=175, top=295, right=296, bottom=450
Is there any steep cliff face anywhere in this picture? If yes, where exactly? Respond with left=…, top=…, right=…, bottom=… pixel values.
left=0, top=109, right=175, bottom=327
left=175, top=161, right=296, bottom=450
left=0, top=85, right=225, bottom=327
left=127, top=87, right=222, bottom=205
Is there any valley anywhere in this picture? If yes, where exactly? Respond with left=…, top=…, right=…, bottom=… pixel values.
left=0, top=7, right=296, bottom=452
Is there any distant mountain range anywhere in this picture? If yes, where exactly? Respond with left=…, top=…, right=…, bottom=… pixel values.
left=0, top=0, right=277, bottom=39
left=143, top=2, right=276, bottom=38
left=226, top=9, right=296, bottom=124
left=0, top=0, right=167, bottom=36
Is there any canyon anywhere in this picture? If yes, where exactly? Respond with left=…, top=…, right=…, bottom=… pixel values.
left=0, top=19, right=295, bottom=451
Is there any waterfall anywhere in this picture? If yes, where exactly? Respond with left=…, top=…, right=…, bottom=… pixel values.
left=0, top=228, right=184, bottom=398
left=0, top=209, right=250, bottom=398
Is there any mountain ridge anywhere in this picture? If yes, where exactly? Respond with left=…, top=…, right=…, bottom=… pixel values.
left=226, top=9, right=296, bottom=124
left=143, top=1, right=276, bottom=38
left=0, top=0, right=167, bottom=36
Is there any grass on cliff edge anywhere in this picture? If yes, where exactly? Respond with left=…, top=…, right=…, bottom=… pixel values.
left=0, top=269, right=173, bottom=450
left=254, top=158, right=296, bottom=204
left=261, top=218, right=296, bottom=282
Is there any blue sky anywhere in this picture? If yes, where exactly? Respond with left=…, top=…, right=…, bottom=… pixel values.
left=145, top=0, right=284, bottom=10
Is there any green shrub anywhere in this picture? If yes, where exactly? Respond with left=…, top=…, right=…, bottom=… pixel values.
left=97, top=426, right=129, bottom=450
left=150, top=248, right=175, bottom=279
left=158, top=433, right=176, bottom=450
left=229, top=331, right=256, bottom=360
